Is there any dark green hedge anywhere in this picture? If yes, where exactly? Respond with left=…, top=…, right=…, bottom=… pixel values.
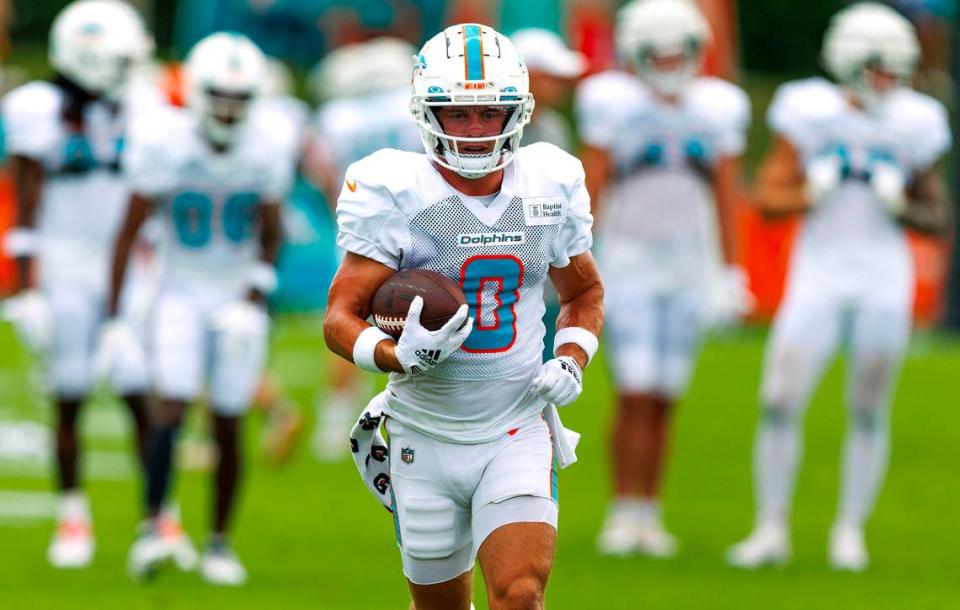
left=737, top=0, right=846, bottom=73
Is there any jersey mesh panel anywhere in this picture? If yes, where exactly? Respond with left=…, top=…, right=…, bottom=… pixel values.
left=405, top=195, right=559, bottom=380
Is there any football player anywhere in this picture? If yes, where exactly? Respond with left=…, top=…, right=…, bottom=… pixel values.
left=575, top=0, right=751, bottom=557
left=106, top=32, right=294, bottom=585
left=305, top=36, right=423, bottom=462
left=727, top=3, right=950, bottom=571
left=324, top=24, right=603, bottom=610
left=0, top=0, right=155, bottom=568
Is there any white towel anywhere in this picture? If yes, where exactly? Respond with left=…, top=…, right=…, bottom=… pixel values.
left=348, top=392, right=393, bottom=511
left=543, top=403, right=581, bottom=468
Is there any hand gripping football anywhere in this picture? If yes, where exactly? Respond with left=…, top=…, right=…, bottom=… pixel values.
left=371, top=269, right=467, bottom=340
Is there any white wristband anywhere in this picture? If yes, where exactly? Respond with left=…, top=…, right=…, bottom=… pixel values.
left=4, top=227, right=38, bottom=257
left=553, top=326, right=599, bottom=366
left=248, top=261, right=278, bottom=295
left=352, top=326, right=394, bottom=373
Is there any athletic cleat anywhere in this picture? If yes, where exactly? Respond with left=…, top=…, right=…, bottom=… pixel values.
left=127, top=525, right=168, bottom=580
left=597, top=512, right=678, bottom=558
left=157, top=511, right=198, bottom=571
left=829, top=524, right=868, bottom=572
left=200, top=545, right=248, bottom=586
left=48, top=519, right=94, bottom=568
left=634, top=520, right=678, bottom=558
left=727, top=520, right=791, bottom=568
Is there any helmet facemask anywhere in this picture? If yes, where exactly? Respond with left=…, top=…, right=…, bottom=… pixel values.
left=415, top=96, right=531, bottom=179
left=844, top=58, right=912, bottom=112
left=198, top=86, right=256, bottom=147
left=634, top=40, right=703, bottom=97
left=185, top=33, right=266, bottom=149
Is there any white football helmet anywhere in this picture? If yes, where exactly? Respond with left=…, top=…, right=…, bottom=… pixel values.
left=822, top=2, right=919, bottom=110
left=49, top=0, right=153, bottom=99
left=616, top=0, right=711, bottom=96
left=184, top=32, right=267, bottom=147
left=411, top=24, right=535, bottom=179
left=312, top=37, right=417, bottom=101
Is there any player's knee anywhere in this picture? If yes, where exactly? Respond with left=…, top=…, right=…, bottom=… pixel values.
left=761, top=401, right=797, bottom=428
left=154, top=401, right=188, bottom=429
left=850, top=355, right=895, bottom=414
left=488, top=573, right=546, bottom=610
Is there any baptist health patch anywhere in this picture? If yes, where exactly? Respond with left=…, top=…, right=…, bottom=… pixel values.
left=522, top=197, right=565, bottom=226
left=457, top=232, right=526, bottom=247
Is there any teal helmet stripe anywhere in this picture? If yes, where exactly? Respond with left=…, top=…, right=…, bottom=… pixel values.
left=463, top=24, right=484, bottom=81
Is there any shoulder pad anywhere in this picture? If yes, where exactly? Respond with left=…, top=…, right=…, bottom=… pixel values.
left=767, top=77, right=845, bottom=137
left=2, top=81, right=61, bottom=119
left=886, top=89, right=951, bottom=169
left=516, top=142, right=585, bottom=187
left=687, top=77, right=751, bottom=127
left=344, top=149, right=423, bottom=190
left=576, top=70, right=648, bottom=113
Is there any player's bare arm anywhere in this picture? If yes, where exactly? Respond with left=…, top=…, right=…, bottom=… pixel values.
left=754, top=135, right=809, bottom=218
left=580, top=144, right=613, bottom=222
left=249, top=201, right=283, bottom=303
left=323, top=252, right=402, bottom=372
left=899, top=167, right=950, bottom=236
left=713, top=155, right=743, bottom=264
left=7, top=154, right=44, bottom=290
left=549, top=252, right=604, bottom=370
left=107, top=193, right=154, bottom=317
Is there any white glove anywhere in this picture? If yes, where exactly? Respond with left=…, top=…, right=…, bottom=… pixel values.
left=531, top=356, right=583, bottom=407
left=870, top=161, right=907, bottom=216
left=394, top=296, right=473, bottom=376
left=1, top=289, right=53, bottom=353
left=209, top=300, right=269, bottom=359
left=804, top=153, right=844, bottom=207
left=701, top=265, right=754, bottom=331
left=93, top=318, right=146, bottom=383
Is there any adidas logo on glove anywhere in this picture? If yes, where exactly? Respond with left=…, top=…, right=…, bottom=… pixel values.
left=415, top=349, right=442, bottom=366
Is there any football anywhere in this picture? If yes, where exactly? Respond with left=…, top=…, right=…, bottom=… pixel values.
left=371, top=269, right=467, bottom=340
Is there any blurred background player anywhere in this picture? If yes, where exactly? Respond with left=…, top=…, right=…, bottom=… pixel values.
left=325, top=23, right=602, bottom=610
left=727, top=2, right=950, bottom=572
left=576, top=0, right=751, bottom=557
left=512, top=28, right=586, bottom=153
left=303, top=36, right=422, bottom=461
left=106, top=32, right=294, bottom=585
left=0, top=0, right=155, bottom=569
left=511, top=27, right=587, bottom=364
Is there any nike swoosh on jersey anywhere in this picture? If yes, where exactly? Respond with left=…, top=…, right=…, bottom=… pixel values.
left=345, top=179, right=357, bottom=192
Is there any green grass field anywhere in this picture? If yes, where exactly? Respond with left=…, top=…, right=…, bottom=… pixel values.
left=1, top=318, right=958, bottom=610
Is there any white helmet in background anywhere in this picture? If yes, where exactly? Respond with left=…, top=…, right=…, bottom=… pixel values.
left=312, top=37, right=416, bottom=101
left=49, top=0, right=154, bottom=98
left=822, top=2, right=919, bottom=110
left=184, top=32, right=267, bottom=147
left=616, top=0, right=710, bottom=96
left=411, top=24, right=535, bottom=179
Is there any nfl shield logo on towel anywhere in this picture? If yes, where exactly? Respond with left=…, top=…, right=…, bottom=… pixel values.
left=400, top=448, right=415, bottom=464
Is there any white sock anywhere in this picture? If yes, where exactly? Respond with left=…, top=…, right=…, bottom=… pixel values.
left=837, top=415, right=889, bottom=529
left=754, top=409, right=801, bottom=527
left=612, top=497, right=660, bottom=522
left=59, top=490, right=90, bottom=522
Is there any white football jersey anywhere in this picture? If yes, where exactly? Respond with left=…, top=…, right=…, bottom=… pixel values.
left=575, top=72, right=750, bottom=293
left=768, top=78, right=951, bottom=300
left=123, top=105, right=297, bottom=291
left=2, top=80, right=162, bottom=290
left=337, top=144, right=593, bottom=443
left=312, top=87, right=422, bottom=184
